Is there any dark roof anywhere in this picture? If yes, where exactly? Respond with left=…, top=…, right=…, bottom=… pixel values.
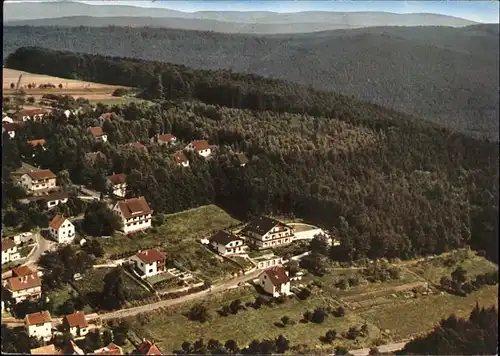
left=3, top=122, right=23, bottom=131
left=108, top=173, right=127, bottom=185
left=135, top=340, right=162, bottom=355
left=27, top=190, right=68, bottom=202
left=172, top=151, right=188, bottom=164
left=261, top=266, right=290, bottom=286
left=117, top=196, right=152, bottom=218
left=210, top=231, right=243, bottom=246
left=242, top=216, right=288, bottom=236
left=236, top=153, right=249, bottom=165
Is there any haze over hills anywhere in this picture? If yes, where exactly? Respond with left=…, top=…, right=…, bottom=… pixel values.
left=3, top=0, right=478, bottom=34
left=3, top=24, right=498, bottom=139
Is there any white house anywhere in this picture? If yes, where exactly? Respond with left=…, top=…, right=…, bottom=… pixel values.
left=6, top=273, right=43, bottom=303
left=112, top=196, right=153, bottom=234
left=25, top=311, right=52, bottom=341
left=240, top=216, right=295, bottom=250
left=63, top=311, right=89, bottom=338
left=172, top=151, right=190, bottom=167
left=185, top=140, right=212, bottom=158
left=253, top=254, right=284, bottom=270
left=24, top=191, right=69, bottom=209
left=20, top=169, right=57, bottom=193
left=129, top=249, right=166, bottom=277
left=2, top=239, right=21, bottom=263
left=89, top=126, right=108, bottom=143
left=153, top=133, right=177, bottom=146
left=48, top=215, right=75, bottom=244
left=209, top=231, right=247, bottom=256
left=107, top=173, right=127, bottom=198
left=258, top=266, right=291, bottom=297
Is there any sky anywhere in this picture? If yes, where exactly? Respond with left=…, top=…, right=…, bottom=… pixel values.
left=5, top=0, right=500, bottom=23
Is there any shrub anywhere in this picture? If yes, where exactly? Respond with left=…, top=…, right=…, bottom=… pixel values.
left=311, top=307, right=327, bottom=324
left=112, top=88, right=128, bottom=97
left=322, top=329, right=337, bottom=343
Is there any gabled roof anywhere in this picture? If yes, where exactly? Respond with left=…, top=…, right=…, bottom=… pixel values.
left=135, top=340, right=162, bottom=355
left=7, top=273, right=42, bottom=291
left=172, top=151, right=188, bottom=164
left=49, top=215, right=69, bottom=230
left=158, top=133, right=176, bottom=142
left=100, top=113, right=114, bottom=120
left=62, top=341, right=85, bottom=355
left=3, top=122, right=23, bottom=131
left=12, top=265, right=36, bottom=277
left=130, top=142, right=147, bottom=150
left=2, top=238, right=16, bottom=251
left=116, top=196, right=152, bottom=219
left=210, top=231, right=243, bottom=246
left=30, top=344, right=60, bottom=355
left=89, top=126, right=104, bottom=137
left=135, top=249, right=166, bottom=264
left=261, top=266, right=290, bottom=286
left=27, top=190, right=68, bottom=203
left=25, top=311, right=51, bottom=325
left=189, top=139, right=210, bottom=151
left=26, top=169, right=56, bottom=180
left=27, top=139, right=46, bottom=147
left=19, top=108, right=50, bottom=116
left=94, top=343, right=123, bottom=355
left=64, top=311, right=88, bottom=328
left=108, top=173, right=127, bottom=185
left=242, top=216, right=290, bottom=236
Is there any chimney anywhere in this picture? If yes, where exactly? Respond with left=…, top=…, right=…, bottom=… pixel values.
left=142, top=338, right=146, bottom=342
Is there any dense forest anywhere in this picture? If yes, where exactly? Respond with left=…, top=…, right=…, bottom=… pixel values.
left=4, top=25, right=499, bottom=139
left=399, top=304, right=498, bottom=355
left=3, top=90, right=498, bottom=263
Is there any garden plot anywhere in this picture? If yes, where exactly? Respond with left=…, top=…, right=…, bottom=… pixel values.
left=146, top=269, right=201, bottom=294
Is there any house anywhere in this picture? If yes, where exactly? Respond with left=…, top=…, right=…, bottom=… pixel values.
left=240, top=216, right=295, bottom=250
left=48, top=215, right=75, bottom=244
left=12, top=265, right=38, bottom=278
left=112, top=196, right=152, bottom=234
left=253, top=254, right=284, bottom=270
left=27, top=139, right=47, bottom=148
left=129, top=249, right=166, bottom=277
left=134, top=339, right=162, bottom=355
left=23, top=190, right=69, bottom=209
left=107, top=173, right=127, bottom=198
left=172, top=151, right=189, bottom=167
left=98, top=112, right=117, bottom=125
left=258, top=266, right=291, bottom=297
left=129, top=142, right=148, bottom=152
left=6, top=273, right=43, bottom=302
left=30, top=344, right=60, bottom=355
left=153, top=133, right=177, bottom=146
left=62, top=340, right=85, bottom=355
left=94, top=343, right=123, bottom=355
left=236, top=153, right=249, bottom=167
left=209, top=231, right=247, bottom=256
left=2, top=239, right=21, bottom=263
left=63, top=311, right=89, bottom=338
left=20, top=169, right=57, bottom=192
left=15, top=108, right=50, bottom=122
left=89, top=127, right=108, bottom=143
left=2, top=114, right=13, bottom=123
left=2, top=121, right=23, bottom=139
left=25, top=311, right=52, bottom=341
left=185, top=139, right=211, bottom=158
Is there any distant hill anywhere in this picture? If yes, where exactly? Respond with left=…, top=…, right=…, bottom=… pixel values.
left=3, top=1, right=477, bottom=34
left=3, top=24, right=498, bottom=139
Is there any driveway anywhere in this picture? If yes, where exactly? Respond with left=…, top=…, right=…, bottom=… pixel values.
left=23, top=232, right=55, bottom=267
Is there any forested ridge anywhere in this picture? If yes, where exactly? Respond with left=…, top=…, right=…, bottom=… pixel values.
left=4, top=24, right=499, bottom=139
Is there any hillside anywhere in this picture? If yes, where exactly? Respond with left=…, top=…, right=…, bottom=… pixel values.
left=3, top=25, right=498, bottom=139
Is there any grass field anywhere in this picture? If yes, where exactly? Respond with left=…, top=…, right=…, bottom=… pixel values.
left=74, top=267, right=151, bottom=309
left=46, top=284, right=93, bottom=316
left=131, top=288, right=376, bottom=353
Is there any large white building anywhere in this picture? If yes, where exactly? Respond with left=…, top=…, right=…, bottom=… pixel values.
left=112, top=196, right=153, bottom=234
left=49, top=215, right=75, bottom=244
left=129, top=249, right=166, bottom=277
left=240, top=216, right=295, bottom=250
left=25, top=311, right=53, bottom=341
left=2, top=239, right=21, bottom=263
left=258, top=266, right=291, bottom=297
left=20, top=169, right=57, bottom=193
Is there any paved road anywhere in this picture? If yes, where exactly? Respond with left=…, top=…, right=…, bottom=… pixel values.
left=98, top=269, right=262, bottom=320
left=349, top=341, right=409, bottom=355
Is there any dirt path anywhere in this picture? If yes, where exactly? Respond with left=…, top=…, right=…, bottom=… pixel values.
left=349, top=340, right=410, bottom=356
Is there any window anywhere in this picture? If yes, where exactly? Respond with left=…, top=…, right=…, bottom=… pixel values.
left=149, top=269, right=153, bottom=273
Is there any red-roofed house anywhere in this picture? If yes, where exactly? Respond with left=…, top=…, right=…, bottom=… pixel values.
left=172, top=151, right=189, bottom=167
left=48, top=215, right=75, bottom=243
left=27, top=139, right=47, bottom=148
left=20, top=169, right=56, bottom=192
left=89, top=127, right=108, bottom=143
left=15, top=108, right=50, bottom=122
left=258, top=266, right=291, bottom=297
left=6, top=272, right=42, bottom=302
left=25, top=311, right=52, bottom=341
left=134, top=339, right=162, bottom=355
left=63, top=311, right=89, bottom=337
left=2, top=238, right=20, bottom=264
left=152, top=133, right=177, bottom=146
left=129, top=249, right=166, bottom=277
left=94, top=343, right=123, bottom=355
left=185, top=139, right=212, bottom=158
left=107, top=173, right=127, bottom=198
left=112, top=196, right=152, bottom=234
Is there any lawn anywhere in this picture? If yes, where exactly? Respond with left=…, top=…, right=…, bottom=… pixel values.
left=18, top=245, right=34, bottom=258
left=360, top=285, right=498, bottom=340
left=100, top=205, right=241, bottom=256
left=131, top=288, right=377, bottom=353
left=406, top=249, right=498, bottom=284
left=88, top=96, right=146, bottom=106
left=74, top=267, right=151, bottom=310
